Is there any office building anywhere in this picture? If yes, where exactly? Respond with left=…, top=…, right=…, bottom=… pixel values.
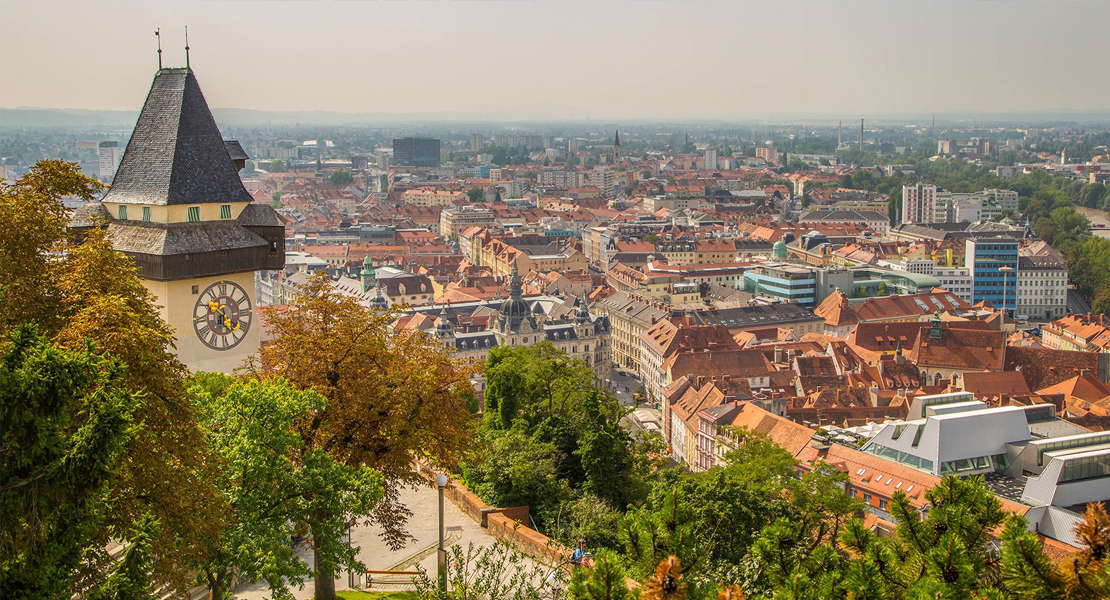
left=392, top=137, right=441, bottom=167
left=966, top=237, right=1019, bottom=313
left=743, top=265, right=817, bottom=307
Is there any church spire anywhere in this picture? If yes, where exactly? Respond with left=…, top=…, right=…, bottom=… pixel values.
left=509, top=262, right=523, bottom=299
left=613, top=129, right=621, bottom=162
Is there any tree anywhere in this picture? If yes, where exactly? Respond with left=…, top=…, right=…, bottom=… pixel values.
left=0, top=326, right=139, bottom=598
left=188, top=374, right=384, bottom=600
left=248, top=271, right=475, bottom=599
left=461, top=426, right=572, bottom=520
left=329, top=170, right=353, bottom=185
left=838, top=475, right=1007, bottom=598
left=270, top=159, right=287, bottom=172
left=1, top=161, right=224, bottom=593
left=467, top=187, right=485, bottom=203
left=480, top=344, right=648, bottom=513
left=569, top=551, right=632, bottom=600
left=621, top=432, right=801, bottom=587
left=1001, top=502, right=1110, bottom=600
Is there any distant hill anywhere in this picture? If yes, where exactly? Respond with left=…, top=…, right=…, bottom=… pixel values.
left=3, top=106, right=1109, bottom=129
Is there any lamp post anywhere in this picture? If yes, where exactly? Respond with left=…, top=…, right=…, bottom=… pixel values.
left=999, top=265, right=1014, bottom=324
left=435, top=473, right=448, bottom=594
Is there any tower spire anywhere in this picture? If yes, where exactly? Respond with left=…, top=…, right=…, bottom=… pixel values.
left=184, top=26, right=190, bottom=70
left=155, top=28, right=162, bottom=71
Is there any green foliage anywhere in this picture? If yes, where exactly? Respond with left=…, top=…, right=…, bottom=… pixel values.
left=88, top=514, right=160, bottom=600
left=621, top=431, right=835, bottom=589
left=330, top=170, right=354, bottom=185
left=462, top=426, right=572, bottom=521
left=569, top=551, right=632, bottom=600
left=839, top=475, right=1006, bottom=598
left=550, top=493, right=625, bottom=552
left=414, top=542, right=551, bottom=600
left=466, top=343, right=653, bottom=539
left=0, top=325, right=139, bottom=598
left=467, top=188, right=485, bottom=203
left=189, top=375, right=384, bottom=599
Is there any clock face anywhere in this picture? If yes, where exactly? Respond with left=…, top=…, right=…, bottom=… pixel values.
left=192, top=280, right=253, bottom=351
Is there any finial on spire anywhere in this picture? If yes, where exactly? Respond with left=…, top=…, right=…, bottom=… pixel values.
left=155, top=28, right=162, bottom=70
left=184, top=26, right=190, bottom=70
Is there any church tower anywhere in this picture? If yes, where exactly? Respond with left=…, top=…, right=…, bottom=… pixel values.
left=613, top=129, right=621, bottom=163
left=71, top=66, right=285, bottom=373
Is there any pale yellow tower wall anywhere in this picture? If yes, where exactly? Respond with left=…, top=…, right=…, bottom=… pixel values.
left=141, top=270, right=260, bottom=374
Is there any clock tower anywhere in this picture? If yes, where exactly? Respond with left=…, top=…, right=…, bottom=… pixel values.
left=71, top=66, right=285, bottom=373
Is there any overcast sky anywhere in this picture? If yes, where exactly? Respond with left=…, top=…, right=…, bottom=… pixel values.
left=1, top=0, right=1108, bottom=120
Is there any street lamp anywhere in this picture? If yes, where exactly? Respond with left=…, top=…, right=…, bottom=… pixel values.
left=435, top=473, right=448, bottom=594
left=999, top=265, right=1014, bottom=324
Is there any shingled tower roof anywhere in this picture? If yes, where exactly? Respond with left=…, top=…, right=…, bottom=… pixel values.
left=103, top=68, right=254, bottom=206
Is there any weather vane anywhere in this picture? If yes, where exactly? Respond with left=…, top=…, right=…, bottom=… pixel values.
left=155, top=28, right=162, bottom=70
left=184, top=26, right=190, bottom=70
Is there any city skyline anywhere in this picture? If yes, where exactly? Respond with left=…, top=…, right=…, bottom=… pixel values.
left=2, top=0, right=1109, bottom=121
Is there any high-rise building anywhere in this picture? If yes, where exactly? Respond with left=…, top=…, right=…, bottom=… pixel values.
left=70, top=67, right=285, bottom=373
left=966, top=237, right=1019, bottom=314
left=704, top=148, right=717, bottom=171
left=98, top=141, right=121, bottom=183
left=902, top=183, right=939, bottom=224
left=470, top=133, right=484, bottom=151
left=392, top=137, right=441, bottom=167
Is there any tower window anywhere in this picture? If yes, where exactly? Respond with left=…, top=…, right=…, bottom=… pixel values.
left=187, top=206, right=201, bottom=222
left=220, top=204, right=232, bottom=219
left=117, top=205, right=127, bottom=220
left=142, top=206, right=151, bottom=222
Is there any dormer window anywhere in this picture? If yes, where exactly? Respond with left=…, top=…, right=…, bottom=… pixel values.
left=187, top=206, right=201, bottom=222
left=142, top=206, right=151, bottom=222
left=118, top=205, right=128, bottom=220
left=220, top=204, right=232, bottom=219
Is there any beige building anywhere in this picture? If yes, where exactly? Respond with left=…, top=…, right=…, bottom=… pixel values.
left=596, top=292, right=669, bottom=378
left=401, top=188, right=465, bottom=207
left=473, top=234, right=588, bottom=278
left=70, top=67, right=285, bottom=373
left=440, top=206, right=497, bottom=240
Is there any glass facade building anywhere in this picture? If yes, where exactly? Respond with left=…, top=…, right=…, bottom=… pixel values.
left=965, top=237, right=1019, bottom=313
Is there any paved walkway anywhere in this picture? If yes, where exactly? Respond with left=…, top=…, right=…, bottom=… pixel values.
left=231, top=482, right=512, bottom=599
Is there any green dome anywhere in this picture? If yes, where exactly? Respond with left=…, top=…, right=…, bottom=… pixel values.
left=772, top=240, right=788, bottom=260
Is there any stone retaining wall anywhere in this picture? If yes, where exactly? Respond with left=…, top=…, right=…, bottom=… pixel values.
left=413, top=461, right=569, bottom=566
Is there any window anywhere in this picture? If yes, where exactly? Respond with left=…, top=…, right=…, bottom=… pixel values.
left=220, top=204, right=232, bottom=219
left=117, top=205, right=127, bottom=220
left=879, top=499, right=888, bottom=510
left=187, top=206, right=201, bottom=222
left=142, top=206, right=151, bottom=222
left=863, top=493, right=872, bottom=505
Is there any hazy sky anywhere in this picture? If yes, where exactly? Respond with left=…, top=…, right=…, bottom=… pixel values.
left=1, top=0, right=1108, bottom=120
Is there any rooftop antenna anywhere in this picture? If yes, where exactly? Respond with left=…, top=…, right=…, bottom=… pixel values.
left=184, top=26, right=190, bottom=70
left=155, top=28, right=162, bottom=70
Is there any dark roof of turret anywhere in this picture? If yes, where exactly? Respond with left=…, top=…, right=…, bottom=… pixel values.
left=103, top=68, right=254, bottom=206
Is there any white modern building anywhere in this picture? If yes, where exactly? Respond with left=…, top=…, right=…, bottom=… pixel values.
left=98, top=141, right=121, bottom=183
left=859, top=393, right=1107, bottom=548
